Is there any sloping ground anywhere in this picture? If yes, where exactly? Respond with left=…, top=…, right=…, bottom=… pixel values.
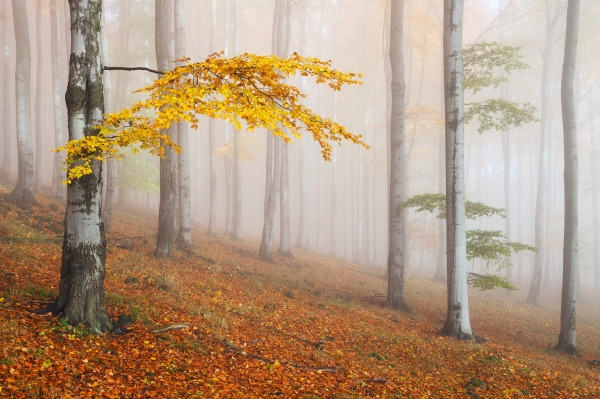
left=0, top=186, right=599, bottom=398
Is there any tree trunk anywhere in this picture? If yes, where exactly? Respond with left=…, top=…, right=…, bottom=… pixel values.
left=590, top=95, right=600, bottom=292
left=435, top=113, right=447, bottom=281
left=387, top=0, right=409, bottom=311
left=206, top=0, right=217, bottom=236
left=155, top=0, right=177, bottom=258
left=100, top=10, right=115, bottom=231
left=296, top=0, right=308, bottom=249
left=50, top=0, right=66, bottom=199
left=34, top=0, right=42, bottom=193
left=1, top=0, right=12, bottom=183
left=527, top=0, right=560, bottom=306
left=231, top=0, right=242, bottom=242
left=55, top=0, right=113, bottom=334
left=330, top=94, right=338, bottom=257
left=259, top=137, right=282, bottom=262
left=502, top=129, right=513, bottom=282
left=555, top=0, right=579, bottom=355
left=9, top=0, right=38, bottom=206
left=439, top=0, right=475, bottom=340
left=174, top=0, right=192, bottom=248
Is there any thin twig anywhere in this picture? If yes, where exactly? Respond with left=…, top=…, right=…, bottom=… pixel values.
left=103, top=66, right=164, bottom=75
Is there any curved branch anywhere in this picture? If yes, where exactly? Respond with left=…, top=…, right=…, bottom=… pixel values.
left=103, top=66, right=164, bottom=75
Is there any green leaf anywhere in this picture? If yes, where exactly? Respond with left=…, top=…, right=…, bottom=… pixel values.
left=467, top=273, right=517, bottom=291
left=465, top=99, right=539, bottom=134
left=399, top=193, right=506, bottom=220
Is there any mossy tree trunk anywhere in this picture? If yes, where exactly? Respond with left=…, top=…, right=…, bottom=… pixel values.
left=55, top=0, right=113, bottom=334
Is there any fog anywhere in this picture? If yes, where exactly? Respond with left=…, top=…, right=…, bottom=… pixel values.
left=1, top=0, right=599, bottom=299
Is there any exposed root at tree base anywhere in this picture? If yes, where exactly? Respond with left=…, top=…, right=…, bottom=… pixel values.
left=7, top=188, right=40, bottom=208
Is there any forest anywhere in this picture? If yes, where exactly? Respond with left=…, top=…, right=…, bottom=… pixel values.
left=0, top=0, right=599, bottom=397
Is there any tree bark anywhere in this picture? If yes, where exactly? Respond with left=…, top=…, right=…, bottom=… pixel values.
left=1, top=0, right=12, bottom=183
left=590, top=94, right=600, bottom=292
left=34, top=0, right=42, bottom=193
left=259, top=137, right=282, bottom=262
left=9, top=0, right=38, bottom=206
left=155, top=0, right=177, bottom=258
left=527, top=0, right=561, bottom=306
left=296, top=0, right=308, bottom=249
left=55, top=0, right=113, bottom=334
left=439, top=0, right=475, bottom=340
left=100, top=9, right=115, bottom=231
left=174, top=0, right=192, bottom=248
left=206, top=0, right=217, bottom=236
left=387, top=0, right=409, bottom=311
left=50, top=0, right=66, bottom=199
left=231, top=0, right=242, bottom=242
left=555, top=0, right=579, bottom=355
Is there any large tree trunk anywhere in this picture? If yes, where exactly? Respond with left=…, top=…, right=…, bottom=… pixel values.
left=34, top=0, right=42, bottom=193
left=1, top=0, right=12, bottom=183
left=527, top=0, right=560, bottom=306
left=206, top=0, right=217, bottom=236
left=50, top=0, right=66, bottom=199
left=439, top=0, right=475, bottom=340
left=10, top=0, right=38, bottom=206
left=387, top=0, right=409, bottom=310
left=435, top=106, right=447, bottom=281
left=555, top=0, right=579, bottom=355
left=100, top=9, right=115, bottom=231
left=155, top=0, right=177, bottom=258
left=259, top=137, right=282, bottom=262
left=55, top=0, right=113, bottom=334
left=590, top=95, right=600, bottom=292
left=174, top=0, right=192, bottom=248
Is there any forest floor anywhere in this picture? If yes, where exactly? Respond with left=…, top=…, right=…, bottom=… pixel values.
left=0, top=186, right=600, bottom=398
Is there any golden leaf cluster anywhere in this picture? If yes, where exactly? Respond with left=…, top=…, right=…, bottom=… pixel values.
left=59, top=52, right=368, bottom=182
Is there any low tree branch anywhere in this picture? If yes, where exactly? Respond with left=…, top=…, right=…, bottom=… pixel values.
left=103, top=66, right=164, bottom=75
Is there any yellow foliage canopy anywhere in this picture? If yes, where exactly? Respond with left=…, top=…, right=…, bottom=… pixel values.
left=59, top=52, right=368, bottom=183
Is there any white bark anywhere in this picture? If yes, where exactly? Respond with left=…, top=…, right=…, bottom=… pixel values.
left=440, top=0, right=474, bottom=340
left=387, top=0, right=408, bottom=310
left=100, top=10, right=115, bottom=230
left=1, top=0, right=12, bottom=182
left=232, top=0, right=242, bottom=241
left=155, top=0, right=177, bottom=258
left=174, top=0, right=192, bottom=248
left=330, top=93, right=338, bottom=257
left=34, top=0, right=42, bottom=193
left=527, top=1, right=561, bottom=305
left=296, top=0, right=308, bottom=249
left=50, top=0, right=66, bottom=199
left=10, top=0, right=37, bottom=206
left=590, top=95, right=600, bottom=291
left=555, top=0, right=579, bottom=355
left=207, top=0, right=217, bottom=236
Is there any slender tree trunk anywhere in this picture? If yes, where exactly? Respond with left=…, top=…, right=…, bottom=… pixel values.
left=34, top=0, right=42, bottom=193
left=206, top=0, right=217, bottom=236
left=502, top=129, right=513, bottom=282
left=174, top=0, right=192, bottom=248
left=527, top=0, right=560, bottom=306
left=555, top=0, right=579, bottom=355
left=231, top=0, right=242, bottom=242
left=590, top=95, right=600, bottom=292
left=1, top=0, right=12, bottom=183
left=435, top=121, right=447, bottom=280
left=296, top=0, right=308, bottom=249
left=55, top=0, right=113, bottom=333
left=387, top=0, right=409, bottom=310
left=100, top=10, right=115, bottom=231
left=330, top=93, right=338, bottom=257
left=9, top=0, right=38, bottom=206
left=439, top=0, right=475, bottom=340
left=50, top=0, right=66, bottom=199
left=155, top=0, right=177, bottom=258
left=259, top=137, right=282, bottom=262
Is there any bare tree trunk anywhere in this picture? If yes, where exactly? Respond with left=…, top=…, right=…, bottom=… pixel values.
left=231, top=0, right=242, bottom=242
left=100, top=10, right=115, bottom=231
left=34, top=0, right=42, bottom=193
left=555, top=0, right=579, bottom=355
left=259, top=137, right=282, bottom=262
left=590, top=94, right=600, bottom=292
left=9, top=0, right=38, bottom=206
left=502, top=129, right=513, bottom=282
left=155, top=0, right=177, bottom=258
left=174, top=0, right=192, bottom=248
left=527, top=0, right=561, bottom=306
left=50, top=0, right=66, bottom=199
left=330, top=93, right=338, bottom=257
left=55, top=0, right=113, bottom=334
left=439, top=0, right=475, bottom=340
left=387, top=0, right=409, bottom=311
left=296, top=0, right=308, bottom=249
left=206, top=0, right=217, bottom=236
left=1, top=0, right=12, bottom=183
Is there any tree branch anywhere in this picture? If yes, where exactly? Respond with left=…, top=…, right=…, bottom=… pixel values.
left=103, top=66, right=164, bottom=75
